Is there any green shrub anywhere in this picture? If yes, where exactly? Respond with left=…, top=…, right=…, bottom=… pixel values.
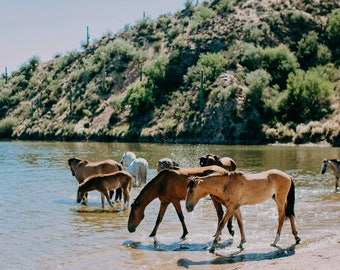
left=278, top=68, right=334, bottom=123
left=121, top=83, right=155, bottom=120
left=326, top=9, right=340, bottom=46
left=0, top=117, right=16, bottom=138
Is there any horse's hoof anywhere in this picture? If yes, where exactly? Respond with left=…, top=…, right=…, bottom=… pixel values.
left=229, top=230, right=235, bottom=237
left=209, top=247, right=215, bottom=253
left=296, top=237, right=301, bottom=244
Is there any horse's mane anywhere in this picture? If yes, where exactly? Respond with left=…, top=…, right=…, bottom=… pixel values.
left=329, top=158, right=340, bottom=164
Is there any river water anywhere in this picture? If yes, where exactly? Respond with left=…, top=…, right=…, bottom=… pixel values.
left=0, top=141, right=339, bottom=269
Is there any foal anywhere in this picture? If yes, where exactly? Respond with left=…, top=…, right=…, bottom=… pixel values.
left=77, top=171, right=133, bottom=209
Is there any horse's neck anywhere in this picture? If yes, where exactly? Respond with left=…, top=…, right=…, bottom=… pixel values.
left=201, top=175, right=229, bottom=197
left=136, top=181, right=160, bottom=207
left=329, top=161, right=340, bottom=176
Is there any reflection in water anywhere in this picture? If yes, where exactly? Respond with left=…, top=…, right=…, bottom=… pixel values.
left=0, top=141, right=339, bottom=269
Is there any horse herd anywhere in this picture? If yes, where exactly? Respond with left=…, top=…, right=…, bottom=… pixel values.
left=67, top=152, right=339, bottom=252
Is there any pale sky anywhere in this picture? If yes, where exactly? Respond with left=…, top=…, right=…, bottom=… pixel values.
left=0, top=0, right=188, bottom=74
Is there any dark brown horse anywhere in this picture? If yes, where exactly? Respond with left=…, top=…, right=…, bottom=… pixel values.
left=77, top=171, right=133, bottom=209
left=157, top=158, right=179, bottom=172
left=186, top=169, right=300, bottom=252
left=127, top=165, right=232, bottom=239
left=68, top=157, right=123, bottom=202
left=199, top=153, right=237, bottom=171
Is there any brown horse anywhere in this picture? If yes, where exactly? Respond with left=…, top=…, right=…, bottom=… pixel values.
left=321, top=159, right=340, bottom=191
left=199, top=153, right=238, bottom=236
left=199, top=153, right=237, bottom=171
left=127, top=165, right=231, bottom=239
left=76, top=171, right=133, bottom=209
left=68, top=157, right=123, bottom=202
left=157, top=158, right=179, bottom=172
left=186, top=169, right=300, bottom=252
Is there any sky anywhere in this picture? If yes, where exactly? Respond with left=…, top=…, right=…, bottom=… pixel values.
left=0, top=0, right=188, bottom=74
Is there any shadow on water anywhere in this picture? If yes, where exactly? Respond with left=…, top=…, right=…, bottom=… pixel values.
left=124, top=238, right=233, bottom=252
left=176, top=244, right=297, bottom=268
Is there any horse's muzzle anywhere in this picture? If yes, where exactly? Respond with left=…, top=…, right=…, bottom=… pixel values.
left=186, top=204, right=194, bottom=212
left=128, top=224, right=136, bottom=233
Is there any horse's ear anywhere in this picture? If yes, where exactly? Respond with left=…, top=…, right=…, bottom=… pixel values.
left=213, top=155, right=220, bottom=161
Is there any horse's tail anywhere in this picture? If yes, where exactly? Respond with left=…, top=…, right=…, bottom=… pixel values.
left=285, top=179, right=296, bottom=217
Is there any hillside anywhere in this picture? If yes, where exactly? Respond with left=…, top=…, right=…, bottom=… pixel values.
left=1, top=0, right=339, bottom=145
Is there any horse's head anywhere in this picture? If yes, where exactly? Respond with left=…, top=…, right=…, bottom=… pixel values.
left=185, top=177, right=203, bottom=212
left=321, top=159, right=328, bottom=174
left=128, top=199, right=145, bottom=233
left=199, top=154, right=219, bottom=167
left=121, top=152, right=136, bottom=166
left=68, top=158, right=80, bottom=176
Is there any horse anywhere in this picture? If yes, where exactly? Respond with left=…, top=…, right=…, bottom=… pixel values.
left=321, top=159, right=340, bottom=191
left=68, top=157, right=123, bottom=202
left=76, top=171, right=133, bottom=209
left=199, top=153, right=237, bottom=236
left=199, top=153, right=237, bottom=171
left=127, top=165, right=234, bottom=239
left=186, top=169, right=300, bottom=252
left=120, top=152, right=148, bottom=187
left=157, top=158, right=179, bottom=172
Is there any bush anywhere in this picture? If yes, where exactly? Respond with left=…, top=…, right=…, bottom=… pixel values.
left=121, top=83, right=155, bottom=120
left=277, top=68, right=334, bottom=123
left=0, top=117, right=16, bottom=138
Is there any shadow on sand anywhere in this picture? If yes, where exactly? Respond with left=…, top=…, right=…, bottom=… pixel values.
left=176, top=243, right=297, bottom=268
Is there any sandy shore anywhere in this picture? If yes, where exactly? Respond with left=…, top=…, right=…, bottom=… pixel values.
left=175, top=233, right=340, bottom=270
left=235, top=238, right=340, bottom=270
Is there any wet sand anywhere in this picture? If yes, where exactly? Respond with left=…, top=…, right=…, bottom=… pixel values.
left=151, top=233, right=340, bottom=270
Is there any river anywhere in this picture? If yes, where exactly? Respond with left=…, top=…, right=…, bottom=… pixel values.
left=0, top=141, right=339, bottom=269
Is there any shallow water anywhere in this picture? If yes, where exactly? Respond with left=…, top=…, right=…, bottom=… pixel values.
left=0, top=141, right=339, bottom=269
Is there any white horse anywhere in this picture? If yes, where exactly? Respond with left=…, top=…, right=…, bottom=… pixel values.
left=321, top=159, right=340, bottom=191
left=120, top=151, right=148, bottom=187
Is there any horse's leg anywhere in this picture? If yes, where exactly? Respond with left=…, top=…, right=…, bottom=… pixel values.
left=233, top=208, right=245, bottom=249
left=121, top=187, right=130, bottom=209
left=101, top=190, right=114, bottom=208
left=271, top=201, right=286, bottom=247
left=288, top=215, right=300, bottom=244
left=211, top=196, right=234, bottom=237
left=210, top=209, right=234, bottom=253
left=109, top=190, right=114, bottom=201
left=150, top=201, right=170, bottom=237
left=114, top=188, right=122, bottom=201
left=336, top=176, right=339, bottom=191
left=172, top=200, right=188, bottom=239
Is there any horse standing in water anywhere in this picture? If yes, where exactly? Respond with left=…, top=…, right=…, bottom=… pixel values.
left=186, top=169, right=300, bottom=252
left=321, top=159, right=340, bottom=191
left=199, top=153, right=238, bottom=236
left=120, top=152, right=149, bottom=187
left=77, top=171, right=133, bottom=209
left=68, top=157, right=123, bottom=202
left=157, top=158, right=179, bottom=172
left=127, top=165, right=233, bottom=239
left=199, top=153, right=237, bottom=171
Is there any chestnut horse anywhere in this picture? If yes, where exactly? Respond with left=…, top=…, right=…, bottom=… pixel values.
left=186, top=169, right=300, bottom=252
left=157, top=158, right=179, bottom=172
left=199, top=153, right=237, bottom=236
left=321, top=159, right=340, bottom=191
left=199, top=153, right=237, bottom=171
left=77, top=171, right=133, bottom=209
left=68, top=157, right=123, bottom=202
left=128, top=165, right=233, bottom=239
